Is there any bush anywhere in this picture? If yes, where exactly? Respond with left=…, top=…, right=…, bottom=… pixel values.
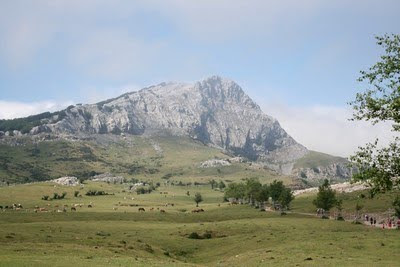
left=188, top=232, right=201, bottom=239
left=42, top=195, right=49, bottom=201
left=86, top=190, right=110, bottom=196
left=52, top=192, right=67, bottom=200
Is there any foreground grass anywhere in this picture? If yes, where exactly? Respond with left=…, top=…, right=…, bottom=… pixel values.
left=1, top=183, right=400, bottom=266
left=1, top=207, right=399, bottom=266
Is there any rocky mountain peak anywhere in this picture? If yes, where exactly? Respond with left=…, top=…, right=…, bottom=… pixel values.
left=2, top=76, right=309, bottom=174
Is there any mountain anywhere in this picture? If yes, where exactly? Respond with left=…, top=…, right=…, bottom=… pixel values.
left=0, top=76, right=352, bottom=184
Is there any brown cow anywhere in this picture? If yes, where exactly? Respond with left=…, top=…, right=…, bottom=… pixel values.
left=160, top=209, right=166, bottom=213
left=138, top=207, right=145, bottom=212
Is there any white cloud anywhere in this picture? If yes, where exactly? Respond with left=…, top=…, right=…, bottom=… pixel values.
left=0, top=100, right=73, bottom=120
left=262, top=102, right=395, bottom=157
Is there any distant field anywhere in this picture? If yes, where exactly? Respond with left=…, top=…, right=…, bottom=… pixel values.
left=0, top=182, right=399, bottom=266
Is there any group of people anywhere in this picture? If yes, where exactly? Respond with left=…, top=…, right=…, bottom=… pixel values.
left=364, top=214, right=400, bottom=229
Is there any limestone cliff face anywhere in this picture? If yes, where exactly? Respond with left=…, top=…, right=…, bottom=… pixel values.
left=30, top=76, right=308, bottom=172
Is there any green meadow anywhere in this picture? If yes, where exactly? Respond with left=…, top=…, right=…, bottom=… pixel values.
left=0, top=182, right=399, bottom=266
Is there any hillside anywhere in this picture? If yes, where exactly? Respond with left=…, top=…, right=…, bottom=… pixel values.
left=0, top=134, right=288, bottom=185
left=292, top=151, right=353, bottom=186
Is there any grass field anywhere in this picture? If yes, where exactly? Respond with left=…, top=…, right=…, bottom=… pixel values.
left=0, top=182, right=399, bottom=266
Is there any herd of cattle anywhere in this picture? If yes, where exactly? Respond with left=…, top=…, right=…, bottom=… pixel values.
left=0, top=203, right=23, bottom=210
left=1, top=201, right=207, bottom=214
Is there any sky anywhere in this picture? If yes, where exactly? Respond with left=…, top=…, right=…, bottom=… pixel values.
left=0, top=0, right=399, bottom=157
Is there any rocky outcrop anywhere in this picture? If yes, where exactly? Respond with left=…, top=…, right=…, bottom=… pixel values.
left=200, top=159, right=231, bottom=168
left=292, top=162, right=354, bottom=183
left=52, top=176, right=80, bottom=186
left=91, top=173, right=125, bottom=184
left=27, top=76, right=308, bottom=173
left=293, top=182, right=369, bottom=196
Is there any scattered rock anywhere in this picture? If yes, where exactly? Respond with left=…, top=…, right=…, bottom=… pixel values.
left=52, top=176, right=80, bottom=186
left=200, top=159, right=231, bottom=168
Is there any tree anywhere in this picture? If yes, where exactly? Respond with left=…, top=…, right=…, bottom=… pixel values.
left=218, top=180, right=226, bottom=189
left=335, top=199, right=344, bottom=220
left=194, top=192, right=203, bottom=207
left=269, top=180, right=285, bottom=205
left=209, top=179, right=217, bottom=189
left=354, top=202, right=363, bottom=223
left=313, top=179, right=337, bottom=218
left=277, top=187, right=294, bottom=211
left=224, top=182, right=246, bottom=201
left=349, top=34, right=400, bottom=195
left=255, top=184, right=269, bottom=205
left=244, top=178, right=262, bottom=206
left=393, top=195, right=400, bottom=218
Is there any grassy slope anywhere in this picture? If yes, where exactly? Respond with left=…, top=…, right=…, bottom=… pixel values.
left=294, top=150, right=348, bottom=169
left=292, top=189, right=399, bottom=214
left=0, top=182, right=399, bottom=266
left=0, top=135, right=287, bottom=185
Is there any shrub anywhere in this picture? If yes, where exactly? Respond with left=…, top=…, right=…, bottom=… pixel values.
left=42, top=195, right=49, bottom=201
left=188, top=232, right=201, bottom=239
left=86, top=190, right=110, bottom=196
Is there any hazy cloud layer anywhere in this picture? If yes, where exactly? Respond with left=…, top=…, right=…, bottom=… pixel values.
left=262, top=103, right=394, bottom=157
left=0, top=100, right=73, bottom=120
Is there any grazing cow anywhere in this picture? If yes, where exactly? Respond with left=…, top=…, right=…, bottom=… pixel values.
left=113, top=207, right=118, bottom=211
left=150, top=207, right=154, bottom=211
left=160, top=209, right=166, bottom=213
left=39, top=208, right=47, bottom=212
left=138, top=207, right=145, bottom=212
left=57, top=209, right=63, bottom=213
left=88, top=204, right=93, bottom=208
left=192, top=208, right=205, bottom=213
left=71, top=207, right=76, bottom=211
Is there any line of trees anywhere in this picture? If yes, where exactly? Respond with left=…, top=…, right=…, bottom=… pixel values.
left=224, top=178, right=294, bottom=212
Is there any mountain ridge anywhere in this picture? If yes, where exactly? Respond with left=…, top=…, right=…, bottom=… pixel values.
left=0, top=76, right=352, bottom=181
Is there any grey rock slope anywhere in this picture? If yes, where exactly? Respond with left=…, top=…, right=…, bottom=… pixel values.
left=31, top=76, right=308, bottom=173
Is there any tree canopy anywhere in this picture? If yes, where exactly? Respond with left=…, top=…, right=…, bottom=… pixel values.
left=313, top=179, right=337, bottom=212
left=349, top=34, right=400, bottom=195
left=194, top=192, right=203, bottom=207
